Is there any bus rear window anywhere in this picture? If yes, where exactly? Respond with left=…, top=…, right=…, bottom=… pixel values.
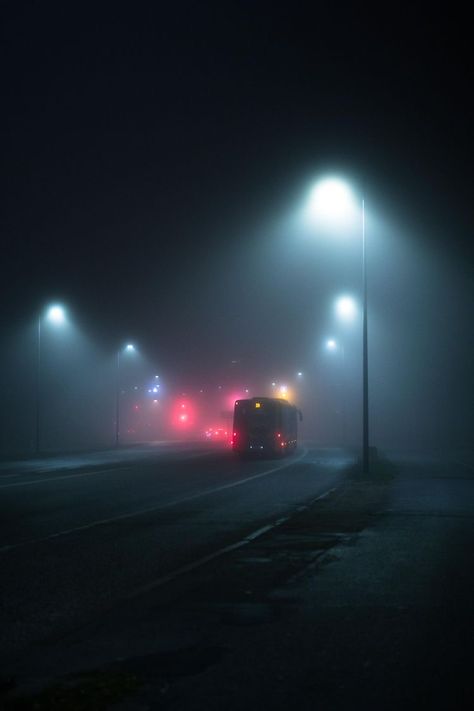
left=234, top=405, right=277, bottom=428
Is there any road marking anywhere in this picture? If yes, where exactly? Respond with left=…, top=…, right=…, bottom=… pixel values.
left=124, top=485, right=338, bottom=600
left=0, top=449, right=309, bottom=553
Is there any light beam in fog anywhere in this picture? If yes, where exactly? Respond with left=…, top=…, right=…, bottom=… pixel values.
left=36, top=303, right=69, bottom=454
left=116, top=343, right=138, bottom=448
left=308, top=177, right=369, bottom=472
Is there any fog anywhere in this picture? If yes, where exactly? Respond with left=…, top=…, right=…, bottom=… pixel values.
left=1, top=4, right=472, bottom=459
left=0, top=176, right=471, bottom=458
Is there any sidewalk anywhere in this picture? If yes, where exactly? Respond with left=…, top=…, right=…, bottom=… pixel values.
left=3, top=454, right=474, bottom=710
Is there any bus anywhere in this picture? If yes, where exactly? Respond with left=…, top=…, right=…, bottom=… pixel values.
left=232, top=397, right=302, bottom=457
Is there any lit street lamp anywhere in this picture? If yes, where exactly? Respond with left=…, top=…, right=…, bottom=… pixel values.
left=325, top=338, right=345, bottom=361
left=115, top=343, right=136, bottom=447
left=335, top=295, right=357, bottom=321
left=36, top=304, right=67, bottom=454
left=310, top=178, right=369, bottom=472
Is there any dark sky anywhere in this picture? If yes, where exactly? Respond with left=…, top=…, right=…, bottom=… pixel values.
left=2, top=3, right=473, bottom=416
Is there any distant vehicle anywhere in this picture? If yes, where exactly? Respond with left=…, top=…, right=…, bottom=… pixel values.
left=204, top=426, right=229, bottom=443
left=232, top=397, right=301, bottom=457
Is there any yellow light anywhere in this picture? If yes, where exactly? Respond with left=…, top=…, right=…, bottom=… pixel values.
left=255, top=402, right=261, bottom=408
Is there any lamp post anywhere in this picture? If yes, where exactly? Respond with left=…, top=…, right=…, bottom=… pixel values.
left=115, top=344, right=136, bottom=447
left=361, top=199, right=369, bottom=473
left=36, top=304, right=67, bottom=455
left=309, top=178, right=369, bottom=472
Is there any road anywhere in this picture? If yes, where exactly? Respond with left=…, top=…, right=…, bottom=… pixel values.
left=1, top=444, right=473, bottom=709
left=0, top=443, right=348, bottom=663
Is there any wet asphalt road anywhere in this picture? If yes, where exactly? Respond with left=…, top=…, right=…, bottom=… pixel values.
left=2, top=445, right=474, bottom=709
left=0, top=442, right=349, bottom=665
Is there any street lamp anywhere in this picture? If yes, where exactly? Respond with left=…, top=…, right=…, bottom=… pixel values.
left=310, top=177, right=369, bottom=472
left=325, top=338, right=345, bottom=367
left=115, top=343, right=137, bottom=447
left=307, top=178, right=356, bottom=230
left=36, top=304, right=67, bottom=454
left=335, top=295, right=357, bottom=321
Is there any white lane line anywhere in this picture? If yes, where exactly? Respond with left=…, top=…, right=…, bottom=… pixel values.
left=124, top=484, right=337, bottom=600
left=0, top=449, right=308, bottom=553
left=245, top=524, right=276, bottom=541
left=312, top=487, right=336, bottom=500
left=0, top=450, right=215, bottom=488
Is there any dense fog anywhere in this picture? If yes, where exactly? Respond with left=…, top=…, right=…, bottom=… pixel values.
left=1, top=5, right=472, bottom=458
left=0, top=179, right=471, bottom=457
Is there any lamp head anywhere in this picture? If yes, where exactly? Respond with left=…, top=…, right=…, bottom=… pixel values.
left=46, top=304, right=66, bottom=325
left=306, top=176, right=358, bottom=229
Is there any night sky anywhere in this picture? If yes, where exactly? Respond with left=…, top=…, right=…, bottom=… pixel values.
left=1, top=3, right=473, bottom=450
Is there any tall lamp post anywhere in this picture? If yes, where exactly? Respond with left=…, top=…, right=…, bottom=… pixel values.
left=115, top=343, right=136, bottom=447
left=361, top=199, right=369, bottom=473
left=309, top=178, right=369, bottom=473
left=36, top=304, right=67, bottom=455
